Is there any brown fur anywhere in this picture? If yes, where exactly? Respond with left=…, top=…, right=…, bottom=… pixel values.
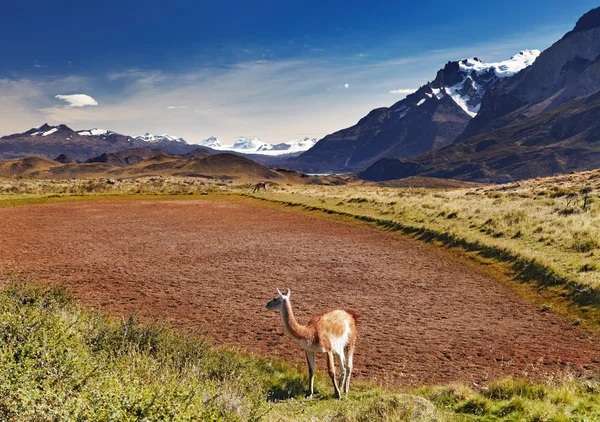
left=306, top=309, right=357, bottom=350
left=267, top=290, right=358, bottom=399
left=253, top=182, right=267, bottom=193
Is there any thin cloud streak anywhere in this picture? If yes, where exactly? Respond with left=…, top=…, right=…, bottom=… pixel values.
left=0, top=25, right=567, bottom=142
left=390, top=89, right=416, bottom=95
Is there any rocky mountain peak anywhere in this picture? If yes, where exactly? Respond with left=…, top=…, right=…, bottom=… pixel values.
left=563, top=7, right=600, bottom=39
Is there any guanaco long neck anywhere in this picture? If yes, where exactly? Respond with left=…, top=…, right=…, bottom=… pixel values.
left=281, top=299, right=314, bottom=341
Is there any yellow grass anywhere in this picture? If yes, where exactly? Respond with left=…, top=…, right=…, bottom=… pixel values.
left=1, top=169, right=599, bottom=309
left=240, top=169, right=600, bottom=292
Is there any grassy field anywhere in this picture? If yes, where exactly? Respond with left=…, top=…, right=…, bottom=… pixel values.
left=1, top=171, right=600, bottom=311
left=237, top=170, right=600, bottom=317
left=1, top=172, right=600, bottom=420
left=2, top=280, right=600, bottom=421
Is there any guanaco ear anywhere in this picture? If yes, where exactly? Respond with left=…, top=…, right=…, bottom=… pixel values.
left=285, top=288, right=291, bottom=297
left=276, top=288, right=283, bottom=296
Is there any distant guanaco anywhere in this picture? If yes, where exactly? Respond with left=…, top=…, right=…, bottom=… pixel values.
left=266, top=288, right=358, bottom=399
left=253, top=182, right=267, bottom=193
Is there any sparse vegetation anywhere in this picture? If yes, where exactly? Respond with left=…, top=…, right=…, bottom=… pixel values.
left=243, top=170, right=600, bottom=311
left=2, top=171, right=600, bottom=419
left=2, top=170, right=600, bottom=309
left=2, top=281, right=600, bottom=421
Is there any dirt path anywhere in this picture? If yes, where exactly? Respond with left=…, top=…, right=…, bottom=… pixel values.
left=1, top=197, right=599, bottom=386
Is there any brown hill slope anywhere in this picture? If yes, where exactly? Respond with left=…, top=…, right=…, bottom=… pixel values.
left=0, top=156, right=62, bottom=177
left=86, top=148, right=174, bottom=167
left=0, top=152, right=329, bottom=183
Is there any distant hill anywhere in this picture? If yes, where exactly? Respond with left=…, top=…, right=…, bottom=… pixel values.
left=85, top=148, right=174, bottom=167
left=54, top=154, right=76, bottom=164
left=183, top=148, right=212, bottom=159
left=0, top=150, right=340, bottom=184
left=0, top=156, right=62, bottom=177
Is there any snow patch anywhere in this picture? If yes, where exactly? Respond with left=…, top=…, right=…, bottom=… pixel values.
left=204, top=136, right=318, bottom=156
left=198, top=136, right=222, bottom=148
left=78, top=128, right=109, bottom=136
left=441, top=50, right=540, bottom=117
left=431, top=87, right=444, bottom=99
left=459, top=50, right=541, bottom=79
left=136, top=133, right=188, bottom=144
left=41, top=128, right=58, bottom=136
left=444, top=81, right=482, bottom=117
left=417, top=98, right=426, bottom=106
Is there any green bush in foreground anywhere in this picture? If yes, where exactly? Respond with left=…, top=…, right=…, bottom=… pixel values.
left=0, top=282, right=270, bottom=421
left=1, top=282, right=600, bottom=421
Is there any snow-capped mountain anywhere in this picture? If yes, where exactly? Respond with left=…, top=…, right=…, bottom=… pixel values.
left=296, top=50, right=540, bottom=172
left=135, top=133, right=188, bottom=144
left=425, top=50, right=540, bottom=117
left=232, top=137, right=262, bottom=150
left=77, top=128, right=130, bottom=140
left=201, top=136, right=318, bottom=156
left=197, top=136, right=222, bottom=148
left=257, top=137, right=318, bottom=153
left=78, top=128, right=109, bottom=136
left=359, top=7, right=600, bottom=183
left=23, top=124, right=70, bottom=138
left=31, top=127, right=59, bottom=137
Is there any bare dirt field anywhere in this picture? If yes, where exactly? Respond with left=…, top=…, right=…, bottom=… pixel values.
left=1, top=197, right=600, bottom=386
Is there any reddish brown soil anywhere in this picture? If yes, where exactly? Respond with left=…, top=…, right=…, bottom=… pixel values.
left=1, top=198, right=599, bottom=386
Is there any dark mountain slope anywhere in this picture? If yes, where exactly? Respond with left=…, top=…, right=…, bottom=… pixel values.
left=360, top=89, right=600, bottom=182
left=294, top=51, right=539, bottom=173
left=360, top=8, right=600, bottom=183
left=458, top=7, right=600, bottom=141
left=0, top=125, right=200, bottom=161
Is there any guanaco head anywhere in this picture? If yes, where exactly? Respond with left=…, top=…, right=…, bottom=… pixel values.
left=266, top=288, right=290, bottom=311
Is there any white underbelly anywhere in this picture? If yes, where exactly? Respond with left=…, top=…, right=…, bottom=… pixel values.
left=330, top=322, right=351, bottom=355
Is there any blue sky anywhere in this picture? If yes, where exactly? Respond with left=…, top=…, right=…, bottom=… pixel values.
left=0, top=0, right=597, bottom=143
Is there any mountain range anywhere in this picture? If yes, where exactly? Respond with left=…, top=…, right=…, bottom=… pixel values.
left=358, top=6, right=600, bottom=182
left=0, top=124, right=198, bottom=161
left=293, top=50, right=540, bottom=173
left=0, top=124, right=318, bottom=162
left=197, top=136, right=318, bottom=156
left=2, top=8, right=600, bottom=183
left=0, top=146, right=351, bottom=186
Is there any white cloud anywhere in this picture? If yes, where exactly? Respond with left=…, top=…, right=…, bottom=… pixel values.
left=344, top=83, right=349, bottom=89
left=167, top=105, right=187, bottom=109
left=55, top=94, right=98, bottom=108
left=0, top=23, right=566, bottom=141
left=389, top=88, right=416, bottom=95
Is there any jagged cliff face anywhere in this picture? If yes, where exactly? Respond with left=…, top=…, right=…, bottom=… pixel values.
left=459, top=7, right=600, bottom=141
left=359, top=7, right=600, bottom=183
left=294, top=51, right=539, bottom=173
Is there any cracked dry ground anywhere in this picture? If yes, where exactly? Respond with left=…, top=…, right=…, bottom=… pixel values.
left=1, top=197, right=599, bottom=386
